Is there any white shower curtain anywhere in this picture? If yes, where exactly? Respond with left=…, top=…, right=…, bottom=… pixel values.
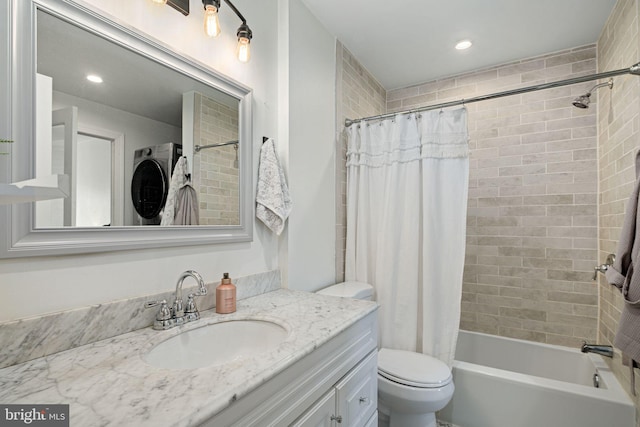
left=345, top=108, right=469, bottom=366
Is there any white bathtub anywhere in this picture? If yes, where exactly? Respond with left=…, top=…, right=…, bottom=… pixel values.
left=438, top=330, right=635, bottom=427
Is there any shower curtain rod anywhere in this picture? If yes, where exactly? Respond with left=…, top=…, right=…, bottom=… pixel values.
left=194, top=140, right=238, bottom=153
left=344, top=62, right=640, bottom=127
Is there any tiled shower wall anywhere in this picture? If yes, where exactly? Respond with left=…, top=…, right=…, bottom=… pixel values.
left=597, top=0, right=640, bottom=413
left=387, top=47, right=600, bottom=346
left=192, top=93, right=239, bottom=225
left=335, top=42, right=386, bottom=282
left=339, top=45, right=600, bottom=346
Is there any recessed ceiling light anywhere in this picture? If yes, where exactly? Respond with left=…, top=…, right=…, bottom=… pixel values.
left=455, top=40, right=473, bottom=50
left=86, top=74, right=103, bottom=83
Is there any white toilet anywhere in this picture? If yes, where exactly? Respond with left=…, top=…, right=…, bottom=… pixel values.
left=317, top=282, right=454, bottom=427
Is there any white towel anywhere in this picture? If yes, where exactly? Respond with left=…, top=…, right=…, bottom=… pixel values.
left=161, top=156, right=189, bottom=226
left=256, top=138, right=292, bottom=235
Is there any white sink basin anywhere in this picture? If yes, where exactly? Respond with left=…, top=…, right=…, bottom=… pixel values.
left=144, top=320, right=289, bottom=370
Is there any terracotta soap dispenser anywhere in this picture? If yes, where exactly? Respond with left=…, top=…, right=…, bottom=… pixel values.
left=215, top=272, right=236, bottom=314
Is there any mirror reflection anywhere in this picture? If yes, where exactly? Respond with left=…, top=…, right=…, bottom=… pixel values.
left=34, top=9, right=241, bottom=228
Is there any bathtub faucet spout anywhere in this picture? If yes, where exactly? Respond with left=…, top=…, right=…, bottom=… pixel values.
left=581, top=342, right=613, bottom=358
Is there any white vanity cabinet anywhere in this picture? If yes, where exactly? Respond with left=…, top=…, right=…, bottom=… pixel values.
left=293, top=349, right=378, bottom=427
left=205, top=310, right=378, bottom=426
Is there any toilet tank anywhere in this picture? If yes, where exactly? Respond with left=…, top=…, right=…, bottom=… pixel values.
left=316, top=281, right=374, bottom=300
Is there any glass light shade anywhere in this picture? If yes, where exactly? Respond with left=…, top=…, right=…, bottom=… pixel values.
left=237, top=37, right=251, bottom=63
left=151, top=0, right=168, bottom=4
left=204, top=5, right=221, bottom=37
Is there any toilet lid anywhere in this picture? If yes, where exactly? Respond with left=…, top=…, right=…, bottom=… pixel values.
left=378, top=348, right=452, bottom=388
left=316, top=281, right=373, bottom=299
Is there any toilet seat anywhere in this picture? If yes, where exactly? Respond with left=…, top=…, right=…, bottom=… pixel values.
left=378, top=348, right=452, bottom=388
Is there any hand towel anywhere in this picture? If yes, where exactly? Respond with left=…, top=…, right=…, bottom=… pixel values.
left=161, top=156, right=189, bottom=226
left=256, top=138, right=292, bottom=235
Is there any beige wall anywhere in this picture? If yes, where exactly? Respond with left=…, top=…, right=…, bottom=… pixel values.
left=598, top=0, right=640, bottom=415
left=335, top=42, right=386, bottom=282
left=192, top=93, right=240, bottom=226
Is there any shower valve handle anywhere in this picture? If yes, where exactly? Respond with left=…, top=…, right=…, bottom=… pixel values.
left=592, top=254, right=615, bottom=281
left=593, top=264, right=608, bottom=280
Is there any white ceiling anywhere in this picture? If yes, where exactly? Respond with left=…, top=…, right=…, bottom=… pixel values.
left=37, top=10, right=238, bottom=127
left=301, top=0, right=618, bottom=90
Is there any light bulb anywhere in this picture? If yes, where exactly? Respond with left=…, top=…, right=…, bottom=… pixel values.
left=86, top=74, right=103, bottom=83
left=236, top=24, right=253, bottom=63
left=151, top=0, right=167, bottom=4
left=455, top=40, right=472, bottom=50
left=204, top=5, right=221, bottom=37
left=237, top=37, right=251, bottom=63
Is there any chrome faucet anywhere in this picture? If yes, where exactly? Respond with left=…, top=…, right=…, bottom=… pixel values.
left=175, top=270, right=207, bottom=322
left=145, top=270, right=207, bottom=330
left=581, top=342, right=613, bottom=358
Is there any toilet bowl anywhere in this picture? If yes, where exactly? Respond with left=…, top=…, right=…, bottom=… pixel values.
left=378, top=348, right=454, bottom=427
left=316, top=282, right=455, bottom=427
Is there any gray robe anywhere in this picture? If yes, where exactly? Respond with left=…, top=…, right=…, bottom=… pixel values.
left=606, top=151, right=640, bottom=362
left=173, top=184, right=199, bottom=226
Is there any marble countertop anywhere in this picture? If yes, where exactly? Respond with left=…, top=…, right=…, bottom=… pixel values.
left=0, top=289, right=377, bottom=427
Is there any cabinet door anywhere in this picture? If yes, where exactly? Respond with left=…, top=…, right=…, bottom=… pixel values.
left=335, top=350, right=377, bottom=427
left=290, top=389, right=336, bottom=427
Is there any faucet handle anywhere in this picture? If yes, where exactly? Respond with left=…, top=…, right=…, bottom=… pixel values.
left=184, top=293, right=202, bottom=322
left=145, top=300, right=171, bottom=321
left=145, top=300, right=174, bottom=330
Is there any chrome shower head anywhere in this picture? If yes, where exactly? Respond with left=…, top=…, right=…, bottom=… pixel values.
left=572, top=78, right=613, bottom=109
left=572, top=94, right=591, bottom=109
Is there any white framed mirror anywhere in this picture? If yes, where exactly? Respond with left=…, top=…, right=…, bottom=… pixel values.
left=0, top=0, right=253, bottom=258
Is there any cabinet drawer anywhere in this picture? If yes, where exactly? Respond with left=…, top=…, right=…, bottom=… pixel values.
left=291, top=389, right=336, bottom=427
left=335, top=350, right=377, bottom=427
left=363, top=410, right=378, bottom=427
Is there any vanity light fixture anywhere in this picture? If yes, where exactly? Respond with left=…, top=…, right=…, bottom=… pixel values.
left=202, top=0, right=253, bottom=62
left=455, top=40, right=473, bottom=50
left=86, top=74, right=103, bottom=83
left=149, top=0, right=188, bottom=15
left=150, top=0, right=252, bottom=62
